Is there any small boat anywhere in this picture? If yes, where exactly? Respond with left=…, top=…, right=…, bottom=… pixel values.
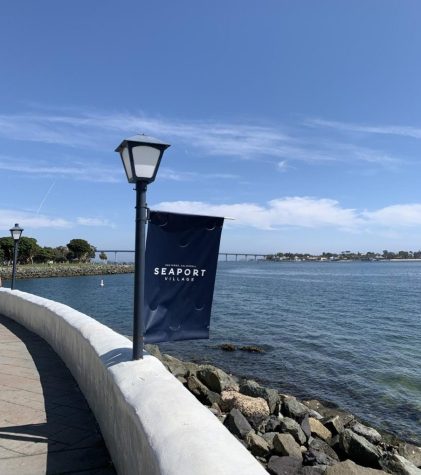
left=100, top=279, right=104, bottom=287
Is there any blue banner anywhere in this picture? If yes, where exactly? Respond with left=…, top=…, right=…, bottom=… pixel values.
left=144, top=211, right=224, bottom=343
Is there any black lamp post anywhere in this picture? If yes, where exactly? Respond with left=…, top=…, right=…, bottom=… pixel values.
left=10, top=223, right=23, bottom=290
left=115, top=135, right=170, bottom=360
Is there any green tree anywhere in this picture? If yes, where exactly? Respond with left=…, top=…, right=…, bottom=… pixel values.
left=67, top=239, right=95, bottom=262
left=33, top=247, right=55, bottom=264
left=99, top=252, right=108, bottom=262
left=18, top=237, right=39, bottom=264
left=0, top=237, right=14, bottom=263
left=0, top=247, right=4, bottom=264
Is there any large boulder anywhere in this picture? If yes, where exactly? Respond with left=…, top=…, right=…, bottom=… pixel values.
left=223, top=408, right=253, bottom=439
left=324, top=459, right=387, bottom=474
left=279, top=417, right=307, bottom=445
left=246, top=431, right=271, bottom=457
left=162, top=354, right=199, bottom=382
left=196, top=365, right=239, bottom=393
left=325, top=414, right=355, bottom=436
left=221, top=390, right=270, bottom=428
left=262, top=432, right=278, bottom=450
left=309, top=417, right=332, bottom=442
left=309, top=438, right=340, bottom=462
left=186, top=374, right=221, bottom=406
left=264, top=415, right=283, bottom=433
left=284, top=397, right=310, bottom=420
left=301, top=414, right=312, bottom=439
left=303, top=448, right=338, bottom=467
left=379, top=453, right=421, bottom=475
left=268, top=455, right=303, bottom=475
left=298, top=467, right=327, bottom=474
left=351, top=423, right=382, bottom=445
left=398, top=443, right=421, bottom=468
left=239, top=379, right=280, bottom=414
left=340, top=429, right=382, bottom=468
left=273, top=433, right=303, bottom=461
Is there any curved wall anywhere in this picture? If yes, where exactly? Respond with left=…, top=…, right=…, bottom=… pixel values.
left=0, top=288, right=266, bottom=475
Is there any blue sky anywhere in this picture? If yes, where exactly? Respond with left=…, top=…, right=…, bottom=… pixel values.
left=1, top=1, right=421, bottom=254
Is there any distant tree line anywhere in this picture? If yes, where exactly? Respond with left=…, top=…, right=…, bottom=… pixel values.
left=266, top=250, right=421, bottom=261
left=0, top=237, right=102, bottom=265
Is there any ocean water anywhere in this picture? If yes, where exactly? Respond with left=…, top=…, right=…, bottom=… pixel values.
left=16, top=261, right=421, bottom=444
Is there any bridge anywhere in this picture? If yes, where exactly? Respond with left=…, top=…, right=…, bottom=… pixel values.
left=96, top=250, right=269, bottom=262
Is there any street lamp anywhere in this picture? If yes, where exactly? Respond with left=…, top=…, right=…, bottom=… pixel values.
left=115, top=135, right=170, bottom=360
left=9, top=223, right=23, bottom=290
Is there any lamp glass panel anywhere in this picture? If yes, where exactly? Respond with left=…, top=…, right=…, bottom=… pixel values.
left=132, top=146, right=160, bottom=179
left=121, top=147, right=133, bottom=181
left=11, top=230, right=21, bottom=240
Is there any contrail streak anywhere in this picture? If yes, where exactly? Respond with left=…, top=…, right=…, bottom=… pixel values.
left=36, top=181, right=56, bottom=214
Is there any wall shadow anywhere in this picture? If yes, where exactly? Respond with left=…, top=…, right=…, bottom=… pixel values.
left=0, top=314, right=116, bottom=474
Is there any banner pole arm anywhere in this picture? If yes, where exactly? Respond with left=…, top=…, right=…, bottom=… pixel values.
left=133, top=180, right=148, bottom=360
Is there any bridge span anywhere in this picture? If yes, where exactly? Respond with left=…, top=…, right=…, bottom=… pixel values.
left=96, top=250, right=269, bottom=262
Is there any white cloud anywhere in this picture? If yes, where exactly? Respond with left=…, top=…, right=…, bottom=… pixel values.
left=153, top=197, right=361, bottom=230
left=306, top=118, right=421, bottom=140
left=153, top=198, right=421, bottom=232
left=0, top=209, right=71, bottom=231
left=363, top=204, right=421, bottom=227
left=0, top=111, right=402, bottom=168
left=0, top=209, right=114, bottom=233
left=0, top=156, right=121, bottom=183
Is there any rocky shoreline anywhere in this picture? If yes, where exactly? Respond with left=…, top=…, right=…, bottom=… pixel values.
left=0, top=263, right=134, bottom=281
left=147, top=345, right=421, bottom=475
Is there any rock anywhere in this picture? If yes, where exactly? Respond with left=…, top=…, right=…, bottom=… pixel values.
left=324, top=459, right=387, bottom=474
left=309, top=417, right=332, bottom=442
left=223, top=408, right=253, bottom=439
left=221, top=390, right=270, bottom=428
left=187, top=375, right=221, bottom=406
left=301, top=414, right=312, bottom=439
left=162, top=354, right=198, bottom=380
left=262, top=432, right=278, bottom=449
left=239, top=379, right=280, bottom=414
left=265, top=415, right=283, bottom=433
left=209, top=403, right=222, bottom=417
left=284, top=397, right=310, bottom=420
left=196, top=365, right=239, bottom=393
left=298, top=466, right=327, bottom=474
left=309, top=438, right=340, bottom=462
left=273, top=433, right=303, bottom=460
left=145, top=344, right=163, bottom=360
left=280, top=417, right=307, bottom=445
left=351, top=423, right=382, bottom=444
left=325, top=414, right=354, bottom=435
left=303, top=448, right=338, bottom=467
left=379, top=453, right=421, bottom=475
left=268, top=455, right=303, bottom=475
left=218, top=343, right=237, bottom=351
left=246, top=431, right=271, bottom=457
left=340, top=429, right=382, bottom=468
left=398, top=443, right=421, bottom=468
left=305, top=400, right=354, bottom=423
left=239, top=345, right=265, bottom=353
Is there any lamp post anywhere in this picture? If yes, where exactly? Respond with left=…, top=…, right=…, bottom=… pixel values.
left=10, top=223, right=23, bottom=290
left=115, top=135, right=170, bottom=360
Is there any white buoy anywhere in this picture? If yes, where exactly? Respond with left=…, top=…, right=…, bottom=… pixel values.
left=100, top=279, right=104, bottom=287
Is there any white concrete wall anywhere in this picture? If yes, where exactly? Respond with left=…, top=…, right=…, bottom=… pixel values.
left=0, top=289, right=266, bottom=475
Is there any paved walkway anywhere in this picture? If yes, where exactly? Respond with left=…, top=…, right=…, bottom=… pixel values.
left=0, top=314, right=116, bottom=475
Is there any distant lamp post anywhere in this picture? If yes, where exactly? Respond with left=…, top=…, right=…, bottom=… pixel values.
left=10, top=223, right=23, bottom=290
left=115, top=135, right=170, bottom=360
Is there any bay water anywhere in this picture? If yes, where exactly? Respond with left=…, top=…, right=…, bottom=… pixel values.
left=16, top=261, right=421, bottom=444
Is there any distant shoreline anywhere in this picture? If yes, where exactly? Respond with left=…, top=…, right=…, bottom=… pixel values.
left=0, top=263, right=134, bottom=281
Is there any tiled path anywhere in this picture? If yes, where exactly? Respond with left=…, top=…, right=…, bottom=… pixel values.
left=0, top=314, right=116, bottom=475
